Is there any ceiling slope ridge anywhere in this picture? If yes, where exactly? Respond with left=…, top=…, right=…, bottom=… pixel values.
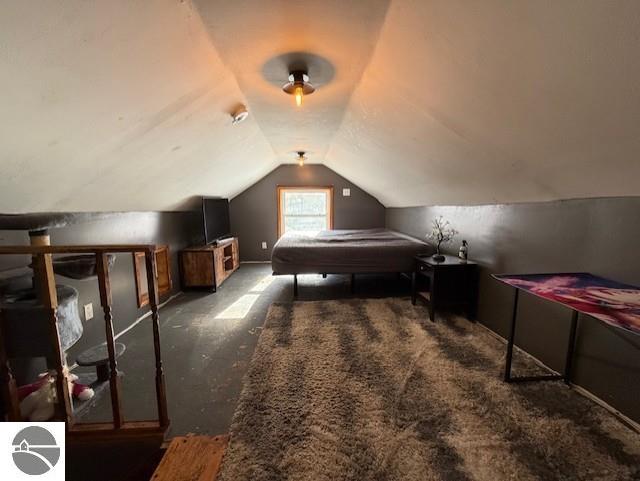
left=321, top=0, right=402, bottom=207
left=0, top=0, right=279, bottom=212
left=180, top=1, right=280, bottom=202
left=187, top=0, right=286, bottom=160
left=190, top=0, right=392, bottom=164
left=182, top=0, right=280, bottom=165
left=229, top=163, right=385, bottom=207
left=323, top=0, right=398, bottom=167
left=325, top=0, right=640, bottom=207
left=317, top=0, right=394, bottom=163
left=51, top=83, right=215, bottom=210
left=387, top=195, right=640, bottom=212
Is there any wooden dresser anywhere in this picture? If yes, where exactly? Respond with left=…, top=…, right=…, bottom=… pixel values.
left=179, top=237, right=239, bottom=291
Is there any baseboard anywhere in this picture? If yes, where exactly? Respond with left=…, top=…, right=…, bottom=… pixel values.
left=68, top=292, right=182, bottom=371
left=570, top=384, right=640, bottom=433
left=475, top=322, right=640, bottom=433
left=113, top=292, right=183, bottom=341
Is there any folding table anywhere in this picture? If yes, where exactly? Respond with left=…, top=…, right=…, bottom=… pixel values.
left=493, top=272, right=640, bottom=383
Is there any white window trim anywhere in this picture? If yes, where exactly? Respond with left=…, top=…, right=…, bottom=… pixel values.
left=277, top=186, right=334, bottom=237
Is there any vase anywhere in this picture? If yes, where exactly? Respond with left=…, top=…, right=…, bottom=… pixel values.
left=432, top=246, right=445, bottom=262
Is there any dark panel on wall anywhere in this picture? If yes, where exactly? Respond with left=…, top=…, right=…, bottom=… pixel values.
left=230, top=164, right=385, bottom=261
left=0, top=211, right=202, bottom=366
left=386, top=197, right=640, bottom=423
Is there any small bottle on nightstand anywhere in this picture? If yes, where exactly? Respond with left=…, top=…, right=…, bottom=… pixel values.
left=458, top=240, right=468, bottom=261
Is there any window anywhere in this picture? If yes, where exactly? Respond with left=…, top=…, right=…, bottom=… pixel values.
left=277, top=186, right=333, bottom=237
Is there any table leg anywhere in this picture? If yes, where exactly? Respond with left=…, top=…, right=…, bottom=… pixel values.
left=503, top=288, right=564, bottom=384
left=428, top=297, right=435, bottom=322
left=504, top=288, right=519, bottom=382
left=411, top=271, right=417, bottom=305
left=468, top=269, right=479, bottom=322
left=429, top=271, right=436, bottom=322
left=293, top=274, right=298, bottom=298
left=563, top=310, right=579, bottom=385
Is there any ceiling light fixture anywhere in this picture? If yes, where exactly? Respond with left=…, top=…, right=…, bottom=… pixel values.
left=282, top=70, right=315, bottom=107
left=296, top=151, right=306, bottom=167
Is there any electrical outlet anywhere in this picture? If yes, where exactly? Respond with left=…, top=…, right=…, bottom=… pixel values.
left=261, top=241, right=268, bottom=249
left=342, top=188, right=351, bottom=197
left=84, top=303, right=94, bottom=321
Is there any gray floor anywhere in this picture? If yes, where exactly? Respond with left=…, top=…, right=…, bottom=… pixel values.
left=76, top=263, right=412, bottom=436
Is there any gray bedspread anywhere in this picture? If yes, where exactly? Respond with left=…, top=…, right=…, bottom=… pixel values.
left=271, top=228, right=433, bottom=274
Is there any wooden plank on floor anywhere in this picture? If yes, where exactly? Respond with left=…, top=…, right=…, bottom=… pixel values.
left=150, top=434, right=228, bottom=481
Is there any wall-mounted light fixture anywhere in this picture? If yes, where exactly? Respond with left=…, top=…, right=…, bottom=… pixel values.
left=282, top=71, right=315, bottom=107
left=296, top=151, right=307, bottom=166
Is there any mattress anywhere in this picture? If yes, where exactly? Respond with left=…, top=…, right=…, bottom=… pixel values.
left=271, top=228, right=433, bottom=274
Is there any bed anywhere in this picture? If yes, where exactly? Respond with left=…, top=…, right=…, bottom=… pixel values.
left=272, top=228, right=433, bottom=295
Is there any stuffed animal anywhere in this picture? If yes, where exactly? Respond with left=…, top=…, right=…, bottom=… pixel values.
left=18, top=374, right=56, bottom=422
left=18, top=370, right=95, bottom=421
left=68, top=373, right=95, bottom=401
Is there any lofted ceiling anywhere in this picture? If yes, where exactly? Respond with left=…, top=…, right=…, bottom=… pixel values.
left=1, top=0, right=639, bottom=213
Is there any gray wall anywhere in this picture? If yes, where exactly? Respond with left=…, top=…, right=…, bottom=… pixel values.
left=0, top=211, right=202, bottom=365
left=230, top=164, right=385, bottom=261
left=386, top=197, right=640, bottom=424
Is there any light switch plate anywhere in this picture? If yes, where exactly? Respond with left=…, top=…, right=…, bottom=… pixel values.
left=261, top=241, right=268, bottom=249
left=84, top=303, right=94, bottom=321
left=342, top=188, right=351, bottom=197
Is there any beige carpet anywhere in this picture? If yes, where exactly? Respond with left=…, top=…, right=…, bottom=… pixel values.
left=217, top=298, right=640, bottom=481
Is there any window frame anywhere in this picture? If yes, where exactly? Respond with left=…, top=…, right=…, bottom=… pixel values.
left=277, top=186, right=334, bottom=238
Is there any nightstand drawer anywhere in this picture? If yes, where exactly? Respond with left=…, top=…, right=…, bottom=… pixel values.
left=417, top=262, right=432, bottom=273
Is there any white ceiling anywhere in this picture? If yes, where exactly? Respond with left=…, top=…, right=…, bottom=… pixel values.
left=1, top=0, right=639, bottom=213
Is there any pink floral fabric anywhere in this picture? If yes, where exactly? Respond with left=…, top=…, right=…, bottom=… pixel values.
left=494, top=273, right=640, bottom=335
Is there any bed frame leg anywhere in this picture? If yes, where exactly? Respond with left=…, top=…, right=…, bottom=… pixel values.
left=293, top=274, right=298, bottom=298
left=350, top=273, right=355, bottom=294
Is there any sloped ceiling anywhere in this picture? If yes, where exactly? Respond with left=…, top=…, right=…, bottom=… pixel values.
left=1, top=0, right=639, bottom=213
left=326, top=0, right=640, bottom=206
left=0, top=0, right=276, bottom=212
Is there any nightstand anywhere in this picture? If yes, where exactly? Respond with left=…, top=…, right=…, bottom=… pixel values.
left=411, top=254, right=478, bottom=322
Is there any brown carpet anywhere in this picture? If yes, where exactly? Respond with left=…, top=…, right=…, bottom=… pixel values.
left=217, top=298, right=640, bottom=481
